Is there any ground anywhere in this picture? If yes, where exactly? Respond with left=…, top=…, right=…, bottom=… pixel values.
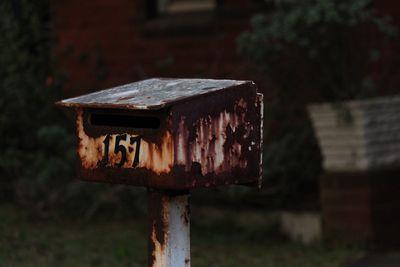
left=0, top=204, right=363, bottom=267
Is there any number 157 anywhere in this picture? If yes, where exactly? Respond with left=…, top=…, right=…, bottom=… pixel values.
left=100, top=134, right=141, bottom=168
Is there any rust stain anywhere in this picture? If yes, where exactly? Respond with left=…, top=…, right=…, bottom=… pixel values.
left=176, top=98, right=252, bottom=175
left=237, top=97, right=247, bottom=109
left=181, top=202, right=190, bottom=226
left=140, top=132, right=174, bottom=174
left=148, top=191, right=190, bottom=267
left=150, top=224, right=167, bottom=267
left=149, top=191, right=170, bottom=267
left=77, top=109, right=104, bottom=168
left=77, top=110, right=174, bottom=174
left=65, top=79, right=262, bottom=188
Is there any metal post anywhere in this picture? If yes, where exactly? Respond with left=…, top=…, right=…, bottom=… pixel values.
left=148, top=189, right=190, bottom=267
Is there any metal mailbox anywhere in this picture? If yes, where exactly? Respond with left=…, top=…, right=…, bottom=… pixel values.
left=57, top=78, right=263, bottom=189
left=58, top=78, right=263, bottom=267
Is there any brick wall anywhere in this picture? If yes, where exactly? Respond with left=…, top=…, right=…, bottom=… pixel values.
left=52, top=0, right=265, bottom=97
left=320, top=170, right=400, bottom=248
left=52, top=0, right=399, bottom=98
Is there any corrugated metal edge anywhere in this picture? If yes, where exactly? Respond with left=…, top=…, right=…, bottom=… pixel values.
left=257, top=92, right=264, bottom=188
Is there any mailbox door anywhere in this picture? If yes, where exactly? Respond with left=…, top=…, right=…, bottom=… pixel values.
left=76, top=108, right=175, bottom=186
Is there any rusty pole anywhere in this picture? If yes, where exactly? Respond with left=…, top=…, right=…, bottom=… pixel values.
left=148, top=189, right=190, bottom=267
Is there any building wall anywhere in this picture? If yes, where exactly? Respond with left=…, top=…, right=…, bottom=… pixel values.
left=52, top=0, right=265, bottom=97
left=52, top=0, right=399, bottom=98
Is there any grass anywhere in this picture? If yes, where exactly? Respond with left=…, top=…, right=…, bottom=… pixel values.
left=0, top=204, right=363, bottom=267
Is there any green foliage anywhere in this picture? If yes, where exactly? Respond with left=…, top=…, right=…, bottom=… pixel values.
left=262, top=122, right=321, bottom=208
left=0, top=204, right=363, bottom=267
left=0, top=0, right=165, bottom=219
left=236, top=0, right=397, bottom=207
left=0, top=0, right=75, bottom=214
left=0, top=206, right=365, bottom=267
left=238, top=0, right=397, bottom=101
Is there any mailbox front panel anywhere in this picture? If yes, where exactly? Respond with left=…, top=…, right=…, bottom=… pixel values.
left=76, top=108, right=176, bottom=186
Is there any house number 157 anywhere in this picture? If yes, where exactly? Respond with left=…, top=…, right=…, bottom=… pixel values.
left=100, top=134, right=141, bottom=168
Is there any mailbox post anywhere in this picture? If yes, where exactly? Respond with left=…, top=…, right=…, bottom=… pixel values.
left=57, top=78, right=263, bottom=267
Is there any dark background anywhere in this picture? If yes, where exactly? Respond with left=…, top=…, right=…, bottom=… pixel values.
left=1, top=0, right=399, bottom=266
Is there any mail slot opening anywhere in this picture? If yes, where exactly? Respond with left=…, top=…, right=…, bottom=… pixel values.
left=90, top=113, right=160, bottom=129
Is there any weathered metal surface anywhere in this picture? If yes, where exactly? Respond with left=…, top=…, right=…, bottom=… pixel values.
left=257, top=93, right=264, bottom=187
left=57, top=78, right=264, bottom=267
left=57, top=78, right=246, bottom=110
left=169, top=81, right=263, bottom=188
left=76, top=109, right=174, bottom=174
left=59, top=78, right=263, bottom=189
left=148, top=190, right=190, bottom=267
left=174, top=99, right=255, bottom=175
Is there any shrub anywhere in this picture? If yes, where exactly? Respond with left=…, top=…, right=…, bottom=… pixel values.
left=238, top=0, right=397, bottom=101
left=237, top=0, right=397, bottom=208
left=0, top=0, right=76, bottom=215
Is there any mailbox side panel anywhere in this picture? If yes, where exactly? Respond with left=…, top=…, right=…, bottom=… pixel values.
left=170, top=82, right=263, bottom=188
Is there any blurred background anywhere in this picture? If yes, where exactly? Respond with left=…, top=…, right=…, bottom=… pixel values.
left=1, top=0, right=399, bottom=266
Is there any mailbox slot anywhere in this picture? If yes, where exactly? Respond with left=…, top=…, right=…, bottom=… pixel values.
left=82, top=108, right=169, bottom=136
left=90, top=113, right=161, bottom=129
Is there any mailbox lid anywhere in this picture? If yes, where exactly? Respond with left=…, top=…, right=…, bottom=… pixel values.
left=57, top=78, right=249, bottom=110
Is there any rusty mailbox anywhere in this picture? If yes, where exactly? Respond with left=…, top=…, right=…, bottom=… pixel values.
left=57, top=78, right=263, bottom=267
left=57, top=78, right=263, bottom=188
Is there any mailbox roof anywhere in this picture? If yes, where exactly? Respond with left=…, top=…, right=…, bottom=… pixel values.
left=57, top=78, right=249, bottom=110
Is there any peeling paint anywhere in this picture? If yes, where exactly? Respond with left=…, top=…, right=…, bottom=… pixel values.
left=77, top=110, right=104, bottom=168
left=151, top=224, right=167, bottom=267
left=61, top=79, right=262, bottom=189
left=77, top=110, right=174, bottom=174
left=139, top=132, right=174, bottom=174
left=175, top=98, right=253, bottom=175
left=60, top=78, right=263, bottom=267
left=149, top=191, right=190, bottom=267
